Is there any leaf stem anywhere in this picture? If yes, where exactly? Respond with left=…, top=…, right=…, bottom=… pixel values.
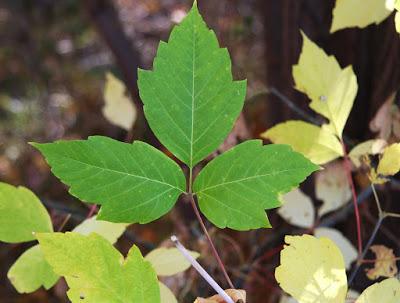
left=188, top=192, right=234, bottom=289
left=341, top=140, right=363, bottom=255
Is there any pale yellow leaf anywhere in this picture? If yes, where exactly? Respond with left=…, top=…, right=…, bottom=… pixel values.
left=102, top=73, right=137, bottom=131
left=366, top=245, right=398, bottom=280
left=159, top=282, right=177, bottom=303
left=278, top=189, right=315, bottom=229
left=316, top=161, right=351, bottom=216
left=293, top=32, right=342, bottom=112
left=293, top=33, right=358, bottom=138
left=346, top=289, right=360, bottom=303
left=145, top=247, right=199, bottom=276
left=262, top=120, right=343, bottom=165
left=355, top=278, right=400, bottom=303
left=194, top=289, right=246, bottom=303
left=330, top=0, right=394, bottom=33
left=377, top=143, right=400, bottom=176
left=279, top=294, right=298, bottom=303
left=275, top=235, right=347, bottom=303
left=349, top=139, right=387, bottom=167
left=314, top=227, right=357, bottom=270
left=396, top=1, right=400, bottom=33
left=72, top=216, right=127, bottom=244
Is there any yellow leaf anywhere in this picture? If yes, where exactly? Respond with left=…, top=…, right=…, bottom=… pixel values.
left=145, top=247, right=199, bottom=276
left=396, top=1, right=400, bottom=32
left=377, top=143, right=400, bottom=176
left=349, top=139, right=387, bottom=167
left=315, top=161, right=351, bottom=216
left=159, top=282, right=177, bottom=303
left=278, top=189, right=315, bottom=229
left=102, top=73, right=137, bottom=131
left=330, top=0, right=394, bottom=33
left=355, top=278, right=400, bottom=303
left=194, top=289, right=246, bottom=303
left=262, top=120, right=343, bottom=165
left=293, top=33, right=358, bottom=138
left=314, top=227, right=357, bottom=270
left=275, top=235, right=347, bottom=303
left=293, top=32, right=341, bottom=113
left=366, top=245, right=398, bottom=280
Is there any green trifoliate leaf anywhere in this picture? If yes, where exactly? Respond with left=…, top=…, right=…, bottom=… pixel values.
left=32, top=136, right=185, bottom=224
left=7, top=245, right=58, bottom=293
left=193, top=140, right=319, bottom=230
left=37, top=232, right=160, bottom=303
left=138, top=3, right=246, bottom=168
left=0, top=182, right=53, bottom=243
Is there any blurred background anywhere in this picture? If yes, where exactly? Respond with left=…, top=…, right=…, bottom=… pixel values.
left=0, top=0, right=400, bottom=302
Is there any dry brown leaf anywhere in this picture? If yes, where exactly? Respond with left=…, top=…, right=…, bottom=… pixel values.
left=194, top=289, right=246, bottom=303
left=366, top=245, right=398, bottom=280
left=369, top=93, right=399, bottom=141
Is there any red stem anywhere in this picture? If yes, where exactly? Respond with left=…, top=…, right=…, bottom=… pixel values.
left=341, top=141, right=363, bottom=255
left=188, top=193, right=234, bottom=289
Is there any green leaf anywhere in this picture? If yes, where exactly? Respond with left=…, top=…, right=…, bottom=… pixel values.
left=0, top=182, right=53, bottom=243
left=193, top=140, right=319, bottom=230
left=138, top=2, right=246, bottom=167
left=32, top=136, right=185, bottom=224
left=37, top=232, right=160, bottom=303
left=145, top=247, right=199, bottom=276
left=7, top=245, right=59, bottom=293
left=159, top=282, right=178, bottom=303
left=262, top=120, right=343, bottom=165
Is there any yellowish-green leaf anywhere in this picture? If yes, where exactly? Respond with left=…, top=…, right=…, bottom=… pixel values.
left=314, top=227, right=357, bottom=270
left=262, top=120, right=343, bottom=165
left=293, top=33, right=358, bottom=138
left=331, top=0, right=394, bottom=33
left=37, top=232, right=160, bottom=303
left=377, top=143, right=400, bottom=176
left=159, top=282, right=177, bottom=303
left=102, top=73, right=137, bottom=131
left=349, top=139, right=387, bottom=167
left=7, top=245, right=59, bottom=293
left=145, top=247, right=199, bottom=276
left=278, top=189, right=315, bottom=229
left=355, top=278, right=400, bottom=303
left=395, top=1, right=400, bottom=32
left=73, top=216, right=127, bottom=244
left=275, top=235, right=347, bottom=303
left=0, top=183, right=53, bottom=243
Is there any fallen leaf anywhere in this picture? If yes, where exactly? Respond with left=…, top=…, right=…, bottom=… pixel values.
left=278, top=189, right=315, bottom=229
left=194, top=289, right=246, bottom=303
left=314, top=227, right=357, bottom=270
left=102, top=72, right=137, bottom=131
left=369, top=93, right=396, bottom=140
left=275, top=235, right=347, bottom=303
left=377, top=143, right=400, bottom=177
left=316, top=161, right=352, bottom=216
left=348, top=139, right=387, bottom=168
left=356, top=278, right=400, bottom=303
left=366, top=245, right=398, bottom=280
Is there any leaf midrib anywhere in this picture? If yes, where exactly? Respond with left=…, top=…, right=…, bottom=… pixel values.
left=55, top=155, right=184, bottom=193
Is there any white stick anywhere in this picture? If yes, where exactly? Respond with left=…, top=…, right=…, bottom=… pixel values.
left=170, top=235, right=235, bottom=303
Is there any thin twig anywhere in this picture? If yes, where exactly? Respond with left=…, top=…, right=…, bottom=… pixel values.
left=57, top=213, right=72, bottom=232
left=370, top=183, right=382, bottom=214
left=188, top=193, right=234, bottom=289
left=342, top=141, right=363, bottom=255
left=348, top=216, right=383, bottom=285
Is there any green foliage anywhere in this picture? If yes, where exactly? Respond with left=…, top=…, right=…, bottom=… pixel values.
left=37, top=232, right=160, bottom=303
left=32, top=3, right=317, bottom=231
left=137, top=3, right=246, bottom=168
left=0, top=182, right=53, bottom=243
left=193, top=140, right=319, bottom=230
left=7, top=245, right=59, bottom=293
left=32, top=136, right=186, bottom=224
